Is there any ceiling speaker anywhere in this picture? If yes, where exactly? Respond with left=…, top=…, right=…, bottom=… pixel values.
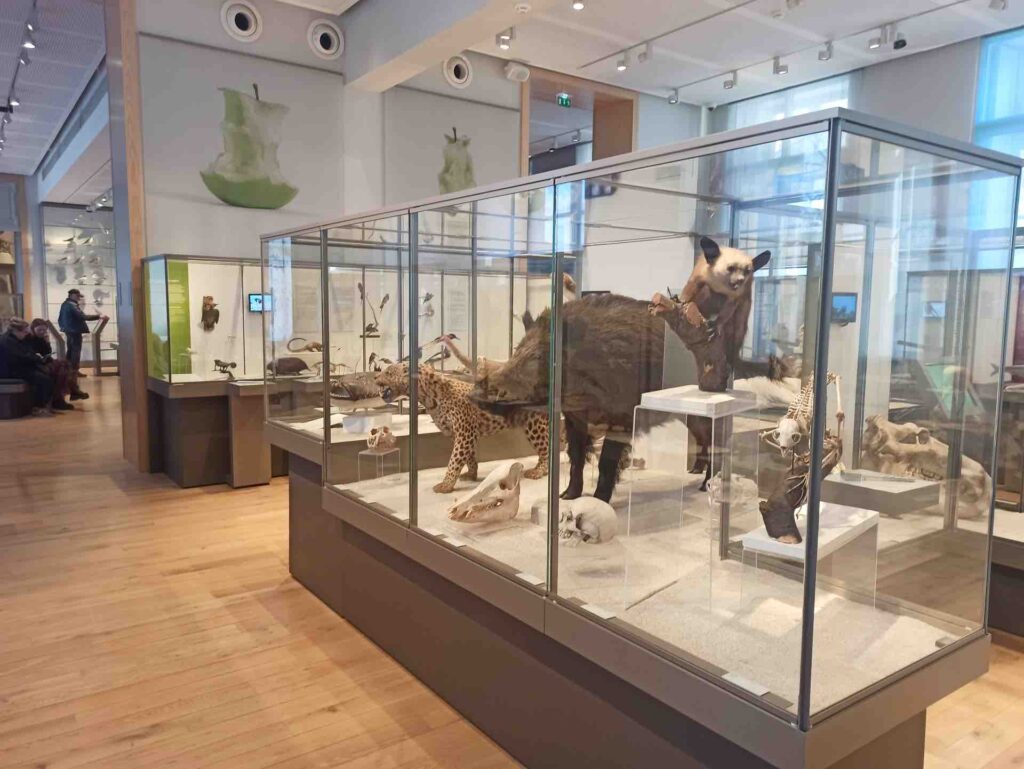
left=443, top=55, right=474, bottom=89
left=308, top=19, right=344, bottom=60
left=504, top=61, right=530, bottom=82
left=220, top=1, right=262, bottom=43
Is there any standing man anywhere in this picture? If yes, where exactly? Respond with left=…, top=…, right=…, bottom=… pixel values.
left=58, top=289, right=107, bottom=400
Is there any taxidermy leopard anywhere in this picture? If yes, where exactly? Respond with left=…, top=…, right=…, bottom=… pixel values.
left=375, top=362, right=552, bottom=494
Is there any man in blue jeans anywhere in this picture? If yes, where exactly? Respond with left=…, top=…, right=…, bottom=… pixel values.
left=58, top=288, right=107, bottom=400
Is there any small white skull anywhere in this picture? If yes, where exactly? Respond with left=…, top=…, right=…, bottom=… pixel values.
left=773, top=417, right=804, bottom=450
left=557, top=497, right=619, bottom=545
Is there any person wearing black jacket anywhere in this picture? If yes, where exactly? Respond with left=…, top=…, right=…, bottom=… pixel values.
left=0, top=318, right=54, bottom=415
left=29, top=318, right=75, bottom=410
left=57, top=288, right=107, bottom=397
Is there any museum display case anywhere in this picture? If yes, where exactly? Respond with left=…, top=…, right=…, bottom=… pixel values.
left=261, top=229, right=325, bottom=440
left=266, top=109, right=1021, bottom=762
left=42, top=204, right=117, bottom=369
left=144, top=253, right=267, bottom=384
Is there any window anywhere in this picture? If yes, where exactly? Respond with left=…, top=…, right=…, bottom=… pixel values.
left=975, top=27, right=1024, bottom=227
left=711, top=75, right=850, bottom=133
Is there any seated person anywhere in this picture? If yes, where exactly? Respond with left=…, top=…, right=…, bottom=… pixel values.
left=29, top=318, right=76, bottom=410
left=0, top=317, right=55, bottom=416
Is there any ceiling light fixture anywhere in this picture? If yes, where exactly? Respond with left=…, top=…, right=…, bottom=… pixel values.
left=616, top=54, right=628, bottom=71
left=772, top=56, right=788, bottom=75
left=9, top=93, right=20, bottom=108
left=2, top=114, right=10, bottom=126
left=571, top=0, right=585, bottom=9
left=637, top=43, right=651, bottom=64
left=572, top=130, right=581, bottom=143
left=818, top=41, right=833, bottom=61
left=990, top=0, right=1007, bottom=9
left=22, top=30, right=36, bottom=49
left=668, top=88, right=679, bottom=104
left=497, top=27, right=514, bottom=50
left=868, top=26, right=887, bottom=50
left=19, top=50, right=31, bottom=66
left=723, top=71, right=736, bottom=89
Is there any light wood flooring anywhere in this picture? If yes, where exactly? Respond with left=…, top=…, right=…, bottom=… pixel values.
left=0, top=376, right=1021, bottom=769
left=0, top=377, right=521, bottom=769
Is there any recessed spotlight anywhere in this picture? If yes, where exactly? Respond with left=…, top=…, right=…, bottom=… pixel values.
left=772, top=56, right=788, bottom=75
left=990, top=0, right=1008, bottom=9
left=818, top=41, right=833, bottom=61
left=616, top=54, right=628, bottom=71
left=723, top=71, right=737, bottom=89
left=571, top=0, right=585, bottom=9
left=668, top=88, right=679, bottom=104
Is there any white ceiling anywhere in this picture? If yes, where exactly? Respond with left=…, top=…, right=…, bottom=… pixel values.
left=274, top=0, right=360, bottom=15
left=476, top=0, right=1024, bottom=106
left=0, top=0, right=106, bottom=176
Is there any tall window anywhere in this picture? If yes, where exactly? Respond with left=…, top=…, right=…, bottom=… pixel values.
left=975, top=27, right=1024, bottom=228
left=710, top=75, right=851, bottom=133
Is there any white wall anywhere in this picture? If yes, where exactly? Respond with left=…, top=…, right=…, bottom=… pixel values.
left=851, top=39, right=981, bottom=142
left=138, top=35, right=345, bottom=259
left=636, top=95, right=702, bottom=151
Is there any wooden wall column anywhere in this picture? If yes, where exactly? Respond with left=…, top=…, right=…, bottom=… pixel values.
left=104, top=0, right=152, bottom=471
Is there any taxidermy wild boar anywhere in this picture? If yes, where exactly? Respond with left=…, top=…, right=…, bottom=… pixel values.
left=200, top=296, right=220, bottom=332
left=267, top=356, right=310, bottom=376
left=438, top=127, right=476, bottom=195
left=476, top=293, right=664, bottom=502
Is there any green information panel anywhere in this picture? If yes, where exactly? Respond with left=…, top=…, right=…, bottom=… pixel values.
left=167, top=260, right=193, bottom=375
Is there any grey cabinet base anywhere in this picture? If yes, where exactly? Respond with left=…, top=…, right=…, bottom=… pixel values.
left=287, top=464, right=929, bottom=769
left=157, top=394, right=231, bottom=488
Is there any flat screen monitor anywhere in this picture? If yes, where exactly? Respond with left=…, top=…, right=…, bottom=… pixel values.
left=248, top=293, right=272, bottom=313
left=832, top=293, right=857, bottom=324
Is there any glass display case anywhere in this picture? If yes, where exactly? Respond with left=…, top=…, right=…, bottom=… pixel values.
left=266, top=109, right=1021, bottom=732
left=262, top=229, right=324, bottom=435
left=144, top=254, right=265, bottom=383
left=42, top=203, right=117, bottom=367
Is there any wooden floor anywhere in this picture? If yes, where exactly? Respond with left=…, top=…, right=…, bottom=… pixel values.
left=0, top=377, right=520, bottom=769
left=0, top=377, right=1021, bottom=769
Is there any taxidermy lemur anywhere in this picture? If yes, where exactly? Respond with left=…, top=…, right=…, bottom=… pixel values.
left=201, top=296, right=220, bottom=332
left=287, top=337, right=323, bottom=353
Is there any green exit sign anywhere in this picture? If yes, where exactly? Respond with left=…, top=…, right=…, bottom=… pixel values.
left=556, top=92, right=572, bottom=108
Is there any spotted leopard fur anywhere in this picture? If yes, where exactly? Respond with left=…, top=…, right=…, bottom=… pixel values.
left=375, top=362, right=552, bottom=493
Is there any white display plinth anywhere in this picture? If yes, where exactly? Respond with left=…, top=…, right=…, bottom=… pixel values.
left=822, top=469, right=940, bottom=515
left=343, top=411, right=393, bottom=433
left=741, top=502, right=879, bottom=562
left=639, top=385, right=758, bottom=418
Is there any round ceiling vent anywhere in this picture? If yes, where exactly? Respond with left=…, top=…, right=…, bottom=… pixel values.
left=221, top=1, right=262, bottom=43
left=443, top=55, right=473, bottom=89
left=308, top=19, right=344, bottom=60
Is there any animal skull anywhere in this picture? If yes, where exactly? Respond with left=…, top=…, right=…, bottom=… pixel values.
left=366, top=426, right=397, bottom=451
left=447, top=462, right=523, bottom=522
left=557, top=497, right=619, bottom=545
left=773, top=416, right=805, bottom=450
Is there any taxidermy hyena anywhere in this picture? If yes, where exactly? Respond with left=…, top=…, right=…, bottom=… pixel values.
left=650, top=236, right=773, bottom=487
left=476, top=293, right=665, bottom=502
left=438, top=127, right=476, bottom=195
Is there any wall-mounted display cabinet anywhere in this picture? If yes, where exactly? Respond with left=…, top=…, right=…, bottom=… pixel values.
left=263, top=109, right=1022, bottom=768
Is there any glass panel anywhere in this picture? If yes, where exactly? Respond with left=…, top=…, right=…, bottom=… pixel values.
left=412, top=187, right=555, bottom=585
left=263, top=231, right=324, bottom=434
left=809, top=131, right=1018, bottom=716
left=996, top=243, right=1024, bottom=534
left=325, top=214, right=411, bottom=521
left=549, top=131, right=828, bottom=718
left=160, top=256, right=259, bottom=383
left=144, top=257, right=169, bottom=381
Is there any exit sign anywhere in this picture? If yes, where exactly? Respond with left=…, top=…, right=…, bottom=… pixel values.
left=556, top=92, right=572, bottom=108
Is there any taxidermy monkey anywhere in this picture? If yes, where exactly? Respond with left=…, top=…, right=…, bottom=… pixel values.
left=200, top=296, right=220, bottom=332
left=287, top=337, right=323, bottom=353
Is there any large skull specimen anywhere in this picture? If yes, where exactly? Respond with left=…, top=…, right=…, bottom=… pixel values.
left=557, top=497, right=619, bottom=545
left=861, top=415, right=990, bottom=519
left=447, top=462, right=523, bottom=522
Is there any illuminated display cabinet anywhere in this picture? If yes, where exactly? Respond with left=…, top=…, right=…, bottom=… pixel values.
left=262, top=109, right=1022, bottom=769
